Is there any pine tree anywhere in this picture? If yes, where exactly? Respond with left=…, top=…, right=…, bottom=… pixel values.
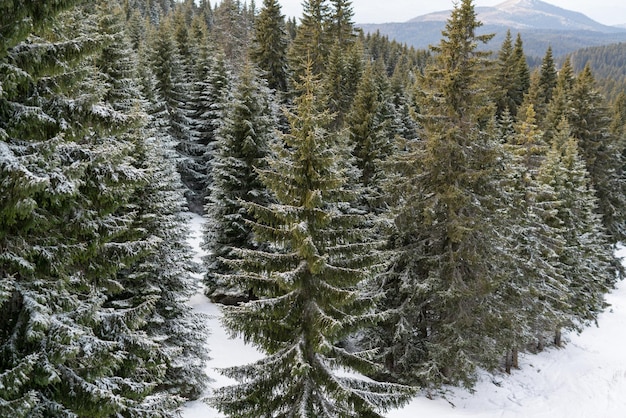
left=204, top=64, right=275, bottom=298
left=146, top=16, right=198, bottom=211
left=569, top=65, right=626, bottom=243
left=0, top=2, right=190, bottom=415
left=543, top=58, right=575, bottom=141
left=186, top=26, right=232, bottom=214
left=513, top=33, right=531, bottom=108
left=210, top=67, right=413, bottom=417
left=538, top=46, right=558, bottom=104
left=289, top=0, right=332, bottom=81
left=501, top=104, right=570, bottom=358
left=537, top=119, right=619, bottom=338
left=328, top=0, right=356, bottom=49
left=345, top=60, right=395, bottom=213
left=95, top=0, right=209, bottom=402
left=375, top=0, right=514, bottom=388
left=492, top=30, right=529, bottom=118
left=250, top=0, right=290, bottom=93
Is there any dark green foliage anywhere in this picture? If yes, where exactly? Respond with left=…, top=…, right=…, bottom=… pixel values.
left=251, top=0, right=290, bottom=93
left=288, top=0, right=332, bottom=81
left=492, top=31, right=530, bottom=118
left=374, top=0, right=513, bottom=388
left=204, top=64, right=275, bottom=297
left=210, top=68, right=413, bottom=417
left=0, top=1, right=207, bottom=415
left=537, top=119, right=619, bottom=329
left=569, top=65, right=626, bottom=243
left=567, top=42, right=626, bottom=103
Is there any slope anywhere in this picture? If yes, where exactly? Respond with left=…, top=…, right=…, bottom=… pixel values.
left=182, top=214, right=626, bottom=417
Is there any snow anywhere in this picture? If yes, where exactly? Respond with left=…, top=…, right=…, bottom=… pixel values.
left=182, top=213, right=626, bottom=418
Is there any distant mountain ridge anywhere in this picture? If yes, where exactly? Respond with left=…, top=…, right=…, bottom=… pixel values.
left=409, top=0, right=622, bottom=32
left=358, top=0, right=626, bottom=58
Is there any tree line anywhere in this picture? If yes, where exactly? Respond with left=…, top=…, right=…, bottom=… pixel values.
left=1, top=0, right=625, bottom=416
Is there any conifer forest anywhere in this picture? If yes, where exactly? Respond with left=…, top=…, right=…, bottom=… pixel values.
left=2, top=0, right=626, bottom=416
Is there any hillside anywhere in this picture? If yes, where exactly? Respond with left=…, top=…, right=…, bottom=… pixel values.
left=182, top=215, right=626, bottom=418
left=566, top=42, right=626, bottom=101
left=358, top=0, right=626, bottom=58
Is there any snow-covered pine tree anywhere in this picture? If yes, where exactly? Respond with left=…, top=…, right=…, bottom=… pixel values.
left=499, top=104, right=570, bottom=361
left=94, top=0, right=209, bottom=403
left=373, top=0, right=515, bottom=388
left=0, top=2, right=180, bottom=415
left=211, top=66, right=413, bottom=417
left=537, top=118, right=620, bottom=342
left=146, top=15, right=196, bottom=211
left=569, top=65, right=626, bottom=243
left=186, top=38, right=232, bottom=214
left=204, top=64, right=275, bottom=299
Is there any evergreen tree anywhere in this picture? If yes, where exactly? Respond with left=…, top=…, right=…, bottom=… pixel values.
left=211, top=67, right=413, bottom=417
left=492, top=30, right=528, bottom=118
left=96, top=0, right=209, bottom=402
left=569, top=65, right=626, bottom=243
left=204, top=64, right=275, bottom=298
left=537, top=119, right=619, bottom=338
left=501, top=105, right=570, bottom=359
left=250, top=0, right=290, bottom=93
left=513, top=33, right=531, bottom=107
left=328, top=0, right=356, bottom=49
left=146, top=16, right=197, bottom=211
left=543, top=58, right=574, bottom=141
left=289, top=0, right=332, bottom=81
left=375, top=0, right=513, bottom=388
left=529, top=46, right=558, bottom=123
left=345, top=60, right=395, bottom=213
left=185, top=26, right=231, bottom=214
left=0, top=2, right=195, bottom=415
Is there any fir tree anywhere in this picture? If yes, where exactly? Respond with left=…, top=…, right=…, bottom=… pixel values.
left=569, top=65, right=626, bottom=243
left=492, top=30, right=528, bottom=118
left=250, top=0, right=290, bottom=93
left=0, top=2, right=190, bottom=415
left=537, top=119, right=620, bottom=339
left=375, top=0, right=514, bottom=388
left=204, top=64, right=275, bottom=298
left=345, top=60, right=395, bottom=213
left=289, top=0, right=332, bottom=81
left=210, top=67, right=413, bottom=417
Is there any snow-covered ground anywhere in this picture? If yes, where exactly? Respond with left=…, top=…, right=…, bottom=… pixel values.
left=182, top=213, right=626, bottom=418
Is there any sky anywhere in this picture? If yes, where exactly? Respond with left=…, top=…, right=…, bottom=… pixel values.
left=273, top=0, right=626, bottom=26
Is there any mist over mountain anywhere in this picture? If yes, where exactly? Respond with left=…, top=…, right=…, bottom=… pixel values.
left=358, top=0, right=626, bottom=58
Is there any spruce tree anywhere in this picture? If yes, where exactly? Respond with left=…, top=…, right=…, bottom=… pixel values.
left=96, top=0, right=209, bottom=402
left=375, top=0, right=514, bottom=388
left=537, top=119, right=619, bottom=339
left=492, top=30, right=529, bottom=118
left=569, top=65, right=626, bottom=243
left=0, top=2, right=192, bottom=415
left=204, top=64, right=275, bottom=299
left=345, top=61, right=395, bottom=213
left=501, top=104, right=570, bottom=358
left=210, top=67, right=413, bottom=417
left=250, top=0, right=290, bottom=93
left=288, top=0, right=332, bottom=81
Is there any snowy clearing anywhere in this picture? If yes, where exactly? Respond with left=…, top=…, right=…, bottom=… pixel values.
left=182, top=213, right=626, bottom=418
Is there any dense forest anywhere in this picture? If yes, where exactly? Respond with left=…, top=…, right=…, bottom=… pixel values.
left=1, top=0, right=625, bottom=416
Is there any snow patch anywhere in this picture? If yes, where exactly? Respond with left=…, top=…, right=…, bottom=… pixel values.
left=182, top=213, right=626, bottom=417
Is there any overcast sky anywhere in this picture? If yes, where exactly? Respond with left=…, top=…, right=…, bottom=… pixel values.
left=272, top=0, right=626, bottom=26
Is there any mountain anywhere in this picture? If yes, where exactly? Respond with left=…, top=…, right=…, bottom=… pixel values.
left=358, top=0, right=626, bottom=58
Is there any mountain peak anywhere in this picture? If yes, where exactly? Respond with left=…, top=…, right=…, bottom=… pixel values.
left=409, top=0, right=621, bottom=33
